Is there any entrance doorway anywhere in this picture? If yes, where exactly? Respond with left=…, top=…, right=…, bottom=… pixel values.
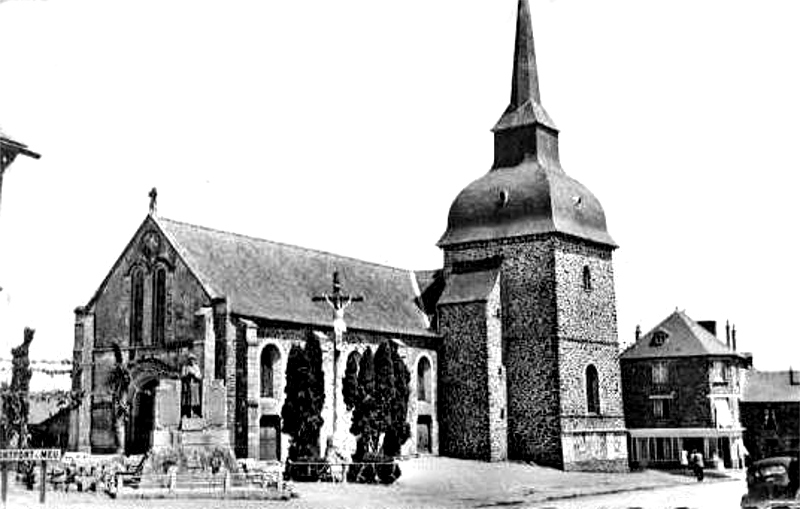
left=127, top=379, right=158, bottom=455
left=417, top=415, right=432, bottom=454
left=259, top=416, right=281, bottom=461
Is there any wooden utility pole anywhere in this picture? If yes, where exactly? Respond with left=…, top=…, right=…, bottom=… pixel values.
left=312, top=271, right=363, bottom=455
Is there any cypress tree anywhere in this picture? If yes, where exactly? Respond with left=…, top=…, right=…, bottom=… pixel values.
left=305, top=331, right=325, bottom=429
left=373, top=341, right=395, bottom=443
left=384, top=341, right=411, bottom=457
left=350, top=348, right=377, bottom=457
left=342, top=352, right=360, bottom=411
left=282, top=335, right=326, bottom=461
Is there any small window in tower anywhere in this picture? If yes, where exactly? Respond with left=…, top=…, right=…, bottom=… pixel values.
left=582, top=266, right=592, bottom=292
left=586, top=365, right=600, bottom=414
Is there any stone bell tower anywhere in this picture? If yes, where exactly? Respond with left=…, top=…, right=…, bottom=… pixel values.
left=436, top=0, right=628, bottom=471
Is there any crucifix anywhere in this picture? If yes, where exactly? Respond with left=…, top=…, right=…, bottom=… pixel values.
left=312, top=271, right=363, bottom=453
left=148, top=187, right=158, bottom=216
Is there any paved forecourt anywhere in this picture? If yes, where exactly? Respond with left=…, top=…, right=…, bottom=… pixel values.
left=2, top=456, right=744, bottom=509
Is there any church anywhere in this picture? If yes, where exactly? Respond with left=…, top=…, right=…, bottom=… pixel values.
left=68, top=0, right=629, bottom=472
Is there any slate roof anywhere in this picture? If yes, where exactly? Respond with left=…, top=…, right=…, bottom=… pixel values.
left=438, top=269, right=499, bottom=305
left=742, top=371, right=800, bottom=403
left=155, top=217, right=435, bottom=338
left=621, top=310, right=744, bottom=360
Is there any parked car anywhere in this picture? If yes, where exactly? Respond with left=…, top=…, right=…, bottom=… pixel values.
left=741, top=455, right=800, bottom=509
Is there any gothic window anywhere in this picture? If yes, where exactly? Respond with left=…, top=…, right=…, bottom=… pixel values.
left=586, top=364, right=600, bottom=414
left=152, top=267, right=167, bottom=345
left=418, top=356, right=432, bottom=402
left=652, top=362, right=668, bottom=385
left=261, top=345, right=281, bottom=398
left=130, top=268, right=145, bottom=346
left=582, top=266, right=592, bottom=292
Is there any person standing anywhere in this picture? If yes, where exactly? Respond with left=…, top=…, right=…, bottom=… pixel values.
left=690, top=450, right=705, bottom=481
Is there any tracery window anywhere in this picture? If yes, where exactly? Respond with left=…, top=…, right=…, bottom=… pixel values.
left=130, top=268, right=145, bottom=346
left=152, top=267, right=167, bottom=345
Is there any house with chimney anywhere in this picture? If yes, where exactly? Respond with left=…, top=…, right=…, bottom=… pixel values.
left=740, top=369, right=800, bottom=460
left=621, top=310, right=751, bottom=469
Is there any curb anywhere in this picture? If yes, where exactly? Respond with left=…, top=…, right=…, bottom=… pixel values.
left=536, top=475, right=740, bottom=503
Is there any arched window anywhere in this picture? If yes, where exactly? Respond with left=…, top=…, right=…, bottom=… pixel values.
left=261, top=345, right=281, bottom=398
left=130, top=268, right=145, bottom=345
left=417, top=356, right=432, bottom=402
left=582, top=265, right=592, bottom=292
left=152, top=267, right=167, bottom=345
left=586, top=365, right=600, bottom=414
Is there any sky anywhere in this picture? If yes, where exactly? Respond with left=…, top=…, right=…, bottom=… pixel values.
left=0, top=0, right=799, bottom=389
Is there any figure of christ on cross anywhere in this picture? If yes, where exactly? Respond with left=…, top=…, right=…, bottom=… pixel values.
left=312, top=271, right=363, bottom=457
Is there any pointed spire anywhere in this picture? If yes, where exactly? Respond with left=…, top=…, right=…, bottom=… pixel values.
left=511, top=0, right=541, bottom=108
left=493, top=0, right=556, bottom=134
left=492, top=0, right=558, bottom=169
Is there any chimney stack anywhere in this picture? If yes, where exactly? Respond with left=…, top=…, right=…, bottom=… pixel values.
left=731, top=325, right=737, bottom=351
left=791, top=367, right=795, bottom=386
left=725, top=320, right=731, bottom=348
left=635, top=324, right=641, bottom=341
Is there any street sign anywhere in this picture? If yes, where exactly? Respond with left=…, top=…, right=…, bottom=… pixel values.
left=0, top=449, right=61, bottom=462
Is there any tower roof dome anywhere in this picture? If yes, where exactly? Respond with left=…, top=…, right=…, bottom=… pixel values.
left=438, top=0, right=615, bottom=249
left=439, top=161, right=615, bottom=247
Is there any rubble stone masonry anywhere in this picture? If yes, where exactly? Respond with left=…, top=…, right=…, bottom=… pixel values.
left=441, top=233, right=628, bottom=471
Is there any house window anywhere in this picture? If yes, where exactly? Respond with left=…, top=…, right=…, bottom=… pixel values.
left=130, top=268, right=145, bottom=346
left=586, top=365, right=600, bottom=414
left=417, top=356, right=432, bottom=402
left=653, top=398, right=671, bottom=419
left=652, top=362, right=668, bottom=385
left=152, top=267, right=167, bottom=345
left=260, top=345, right=281, bottom=398
left=712, top=361, right=729, bottom=385
left=763, top=408, right=778, bottom=430
left=582, top=266, right=592, bottom=292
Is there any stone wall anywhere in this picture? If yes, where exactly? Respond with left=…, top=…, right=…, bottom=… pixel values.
left=441, top=234, right=627, bottom=470
left=443, top=236, right=564, bottom=467
left=485, top=275, right=507, bottom=461
left=437, top=302, right=490, bottom=460
left=622, top=357, right=714, bottom=429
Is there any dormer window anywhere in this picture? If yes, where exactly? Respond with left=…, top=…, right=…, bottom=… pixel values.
left=650, top=330, right=669, bottom=347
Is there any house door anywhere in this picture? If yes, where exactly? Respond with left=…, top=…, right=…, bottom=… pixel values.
left=417, top=415, right=432, bottom=454
left=259, top=416, right=281, bottom=461
left=128, top=379, right=158, bottom=455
